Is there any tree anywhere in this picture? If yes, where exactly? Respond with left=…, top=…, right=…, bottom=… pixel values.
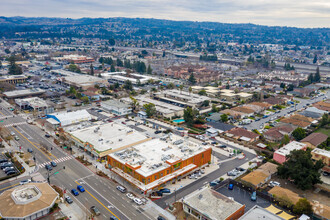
left=220, top=114, right=228, bottom=122
left=110, top=64, right=115, bottom=72
left=8, top=56, right=23, bottom=75
left=198, top=89, right=207, bottom=96
left=90, top=64, right=94, bottom=75
left=167, top=83, right=175, bottom=89
left=320, top=113, right=329, bottom=127
left=179, top=85, right=184, bottom=94
left=4, top=48, right=10, bottom=54
left=188, top=87, right=192, bottom=95
left=277, top=149, right=324, bottom=190
left=68, top=64, right=81, bottom=73
left=281, top=134, right=290, bottom=146
left=116, top=58, right=123, bottom=67
left=292, top=127, right=306, bottom=141
left=130, top=96, right=139, bottom=111
left=280, top=83, right=285, bottom=88
left=0, top=60, right=2, bottom=68
left=211, top=104, right=219, bottom=112
left=183, top=107, right=198, bottom=126
left=81, top=96, right=89, bottom=104
left=109, top=38, right=115, bottom=46
left=293, top=198, right=313, bottom=215
left=143, top=103, right=156, bottom=117
left=314, top=67, right=321, bottom=83
left=287, top=84, right=294, bottom=91
left=147, top=64, right=152, bottom=75
left=188, top=73, right=197, bottom=85
left=123, top=80, right=133, bottom=91
left=313, top=54, right=317, bottom=64
left=202, top=100, right=209, bottom=107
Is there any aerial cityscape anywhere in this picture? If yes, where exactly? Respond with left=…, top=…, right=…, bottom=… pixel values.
left=0, top=1, right=329, bottom=220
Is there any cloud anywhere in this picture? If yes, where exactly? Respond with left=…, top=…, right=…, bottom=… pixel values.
left=1, top=0, right=329, bottom=27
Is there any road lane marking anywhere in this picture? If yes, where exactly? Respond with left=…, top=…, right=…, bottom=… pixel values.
left=12, top=127, right=53, bottom=161
left=74, top=181, right=123, bottom=220
left=0, top=183, right=19, bottom=191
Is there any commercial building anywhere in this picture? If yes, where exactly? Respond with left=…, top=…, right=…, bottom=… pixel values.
left=101, top=99, right=132, bottom=116
left=239, top=205, right=285, bottom=220
left=68, top=122, right=150, bottom=158
left=183, top=187, right=245, bottom=220
left=191, top=86, right=221, bottom=97
left=273, top=141, right=307, bottom=164
left=60, top=75, right=108, bottom=90
left=121, top=96, right=184, bottom=118
left=3, top=88, right=46, bottom=99
left=219, top=89, right=253, bottom=102
left=108, top=134, right=212, bottom=193
left=153, top=89, right=211, bottom=109
left=0, top=183, right=59, bottom=220
left=102, top=72, right=155, bottom=85
left=52, top=54, right=94, bottom=64
left=46, top=109, right=92, bottom=127
left=15, top=97, right=48, bottom=111
left=0, top=75, right=27, bottom=84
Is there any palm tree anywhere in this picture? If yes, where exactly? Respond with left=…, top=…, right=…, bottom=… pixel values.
left=179, top=84, right=184, bottom=94
left=189, top=86, right=192, bottom=95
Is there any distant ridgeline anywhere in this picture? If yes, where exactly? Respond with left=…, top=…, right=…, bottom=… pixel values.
left=0, top=16, right=329, bottom=46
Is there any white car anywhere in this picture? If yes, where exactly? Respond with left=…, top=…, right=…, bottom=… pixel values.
left=269, top=181, right=280, bottom=187
left=133, top=198, right=143, bottom=205
left=20, top=179, right=31, bottom=185
left=126, top=193, right=135, bottom=200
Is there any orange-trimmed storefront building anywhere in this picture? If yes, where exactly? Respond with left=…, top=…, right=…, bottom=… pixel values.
left=107, top=136, right=212, bottom=194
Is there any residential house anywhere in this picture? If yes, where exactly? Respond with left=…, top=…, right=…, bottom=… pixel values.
left=313, top=100, right=330, bottom=112
left=264, top=97, right=286, bottom=106
left=241, top=162, right=278, bottom=188
left=263, top=125, right=295, bottom=142
left=226, top=127, right=259, bottom=142
left=81, top=91, right=100, bottom=101
left=206, top=112, right=224, bottom=122
left=300, top=107, right=327, bottom=119
left=273, top=141, right=307, bottom=164
left=301, top=133, right=328, bottom=149
left=206, top=121, right=235, bottom=133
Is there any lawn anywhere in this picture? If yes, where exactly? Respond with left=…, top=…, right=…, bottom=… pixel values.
left=315, top=128, right=330, bottom=137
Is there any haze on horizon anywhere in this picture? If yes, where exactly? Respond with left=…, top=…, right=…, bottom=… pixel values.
left=1, top=0, right=330, bottom=28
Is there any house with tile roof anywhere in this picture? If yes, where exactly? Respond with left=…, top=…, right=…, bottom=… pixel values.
left=301, top=133, right=328, bottom=149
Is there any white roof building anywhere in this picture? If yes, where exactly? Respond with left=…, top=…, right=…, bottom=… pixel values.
left=47, top=109, right=92, bottom=127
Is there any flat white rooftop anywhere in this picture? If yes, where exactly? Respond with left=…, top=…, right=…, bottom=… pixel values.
left=70, top=122, right=149, bottom=153
left=275, top=141, right=306, bottom=157
left=111, top=134, right=211, bottom=177
left=312, top=148, right=330, bottom=158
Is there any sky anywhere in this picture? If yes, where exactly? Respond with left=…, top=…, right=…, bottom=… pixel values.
left=1, top=0, right=330, bottom=28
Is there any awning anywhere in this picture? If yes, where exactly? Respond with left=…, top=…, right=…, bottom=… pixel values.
left=277, top=211, right=295, bottom=220
left=265, top=205, right=283, bottom=214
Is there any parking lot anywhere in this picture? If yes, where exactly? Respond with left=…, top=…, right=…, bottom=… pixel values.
left=216, top=183, right=271, bottom=211
left=0, top=155, right=18, bottom=179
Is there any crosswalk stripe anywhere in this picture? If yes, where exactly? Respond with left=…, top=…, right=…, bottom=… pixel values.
left=38, top=155, right=73, bottom=168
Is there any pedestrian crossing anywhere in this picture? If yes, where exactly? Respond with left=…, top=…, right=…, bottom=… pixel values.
left=2, top=122, right=27, bottom=128
left=39, top=155, right=74, bottom=168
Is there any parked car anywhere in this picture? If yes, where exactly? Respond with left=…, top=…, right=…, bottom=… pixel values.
left=251, top=191, right=257, bottom=201
left=1, top=162, right=13, bottom=169
left=157, top=216, right=166, bottom=220
left=14, top=136, right=20, bottom=141
left=45, top=134, right=51, bottom=138
left=211, top=141, right=217, bottom=145
left=133, top=198, right=143, bottom=205
left=5, top=168, right=16, bottom=174
left=110, top=216, right=119, bottom=220
left=51, top=161, right=57, bottom=167
left=27, top=148, right=33, bottom=153
left=154, top=130, right=162, bottom=134
left=65, top=195, right=73, bottom=204
left=217, top=145, right=227, bottom=148
left=269, top=181, right=281, bottom=187
left=0, top=158, right=8, bottom=163
left=77, top=185, right=85, bottom=192
left=20, top=179, right=31, bottom=185
left=235, top=167, right=246, bottom=172
left=209, top=180, right=220, bottom=186
left=90, top=206, right=101, bottom=216
left=116, top=185, right=126, bottom=193
left=71, top=189, right=79, bottom=196
left=6, top=170, right=17, bottom=175
left=3, top=167, right=14, bottom=172
left=228, top=183, right=234, bottom=190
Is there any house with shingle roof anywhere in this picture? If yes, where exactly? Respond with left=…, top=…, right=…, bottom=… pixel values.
left=301, top=133, right=328, bottom=149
